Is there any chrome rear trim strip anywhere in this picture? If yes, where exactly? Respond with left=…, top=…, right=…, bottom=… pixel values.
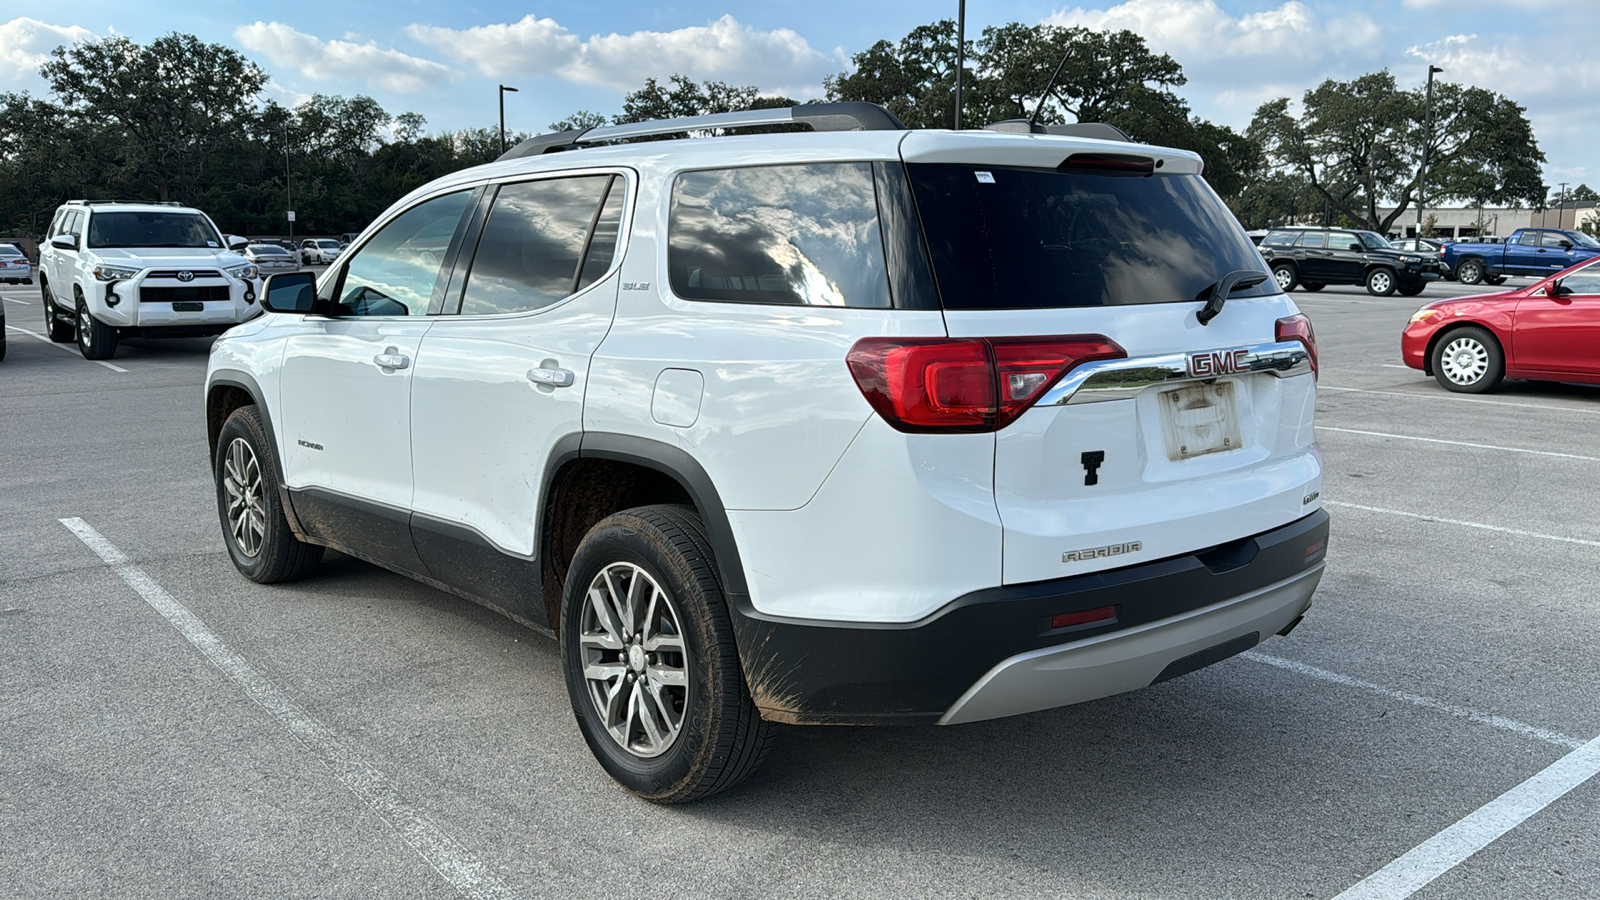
left=1038, top=340, right=1311, bottom=407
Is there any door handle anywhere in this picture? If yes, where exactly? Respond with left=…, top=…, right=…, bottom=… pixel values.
left=527, top=366, right=575, bottom=388
left=373, top=348, right=410, bottom=370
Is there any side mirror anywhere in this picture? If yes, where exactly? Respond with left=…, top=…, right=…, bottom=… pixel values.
left=50, top=234, right=77, bottom=251
left=227, top=235, right=249, bottom=251
left=1559, top=240, right=1574, bottom=251
left=260, top=271, right=318, bottom=314
left=1347, top=242, right=1362, bottom=252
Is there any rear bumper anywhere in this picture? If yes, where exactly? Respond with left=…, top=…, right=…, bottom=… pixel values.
left=729, top=509, right=1329, bottom=725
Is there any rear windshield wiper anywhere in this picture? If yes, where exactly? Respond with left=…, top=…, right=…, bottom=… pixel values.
left=1196, top=269, right=1269, bottom=326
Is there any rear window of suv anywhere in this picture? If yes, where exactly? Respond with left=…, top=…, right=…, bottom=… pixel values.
left=668, top=163, right=890, bottom=308
left=907, top=164, right=1273, bottom=309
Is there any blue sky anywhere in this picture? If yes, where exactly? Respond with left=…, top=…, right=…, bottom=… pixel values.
left=3, top=1, right=1594, bottom=192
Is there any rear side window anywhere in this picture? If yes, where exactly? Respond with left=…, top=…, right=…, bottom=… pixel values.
left=669, top=163, right=890, bottom=308
left=460, top=175, right=615, bottom=316
left=1261, top=231, right=1297, bottom=247
left=1295, top=232, right=1327, bottom=249
left=907, top=164, right=1272, bottom=309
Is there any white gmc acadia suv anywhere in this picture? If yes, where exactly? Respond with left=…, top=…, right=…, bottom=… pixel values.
left=204, top=103, right=1328, bottom=803
left=38, top=200, right=261, bottom=360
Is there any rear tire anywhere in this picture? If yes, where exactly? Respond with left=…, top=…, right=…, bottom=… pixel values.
left=1271, top=263, right=1299, bottom=292
left=1456, top=259, right=1485, bottom=285
left=562, top=504, right=773, bottom=804
left=1431, top=326, right=1504, bottom=394
left=42, top=281, right=74, bottom=342
left=1484, top=274, right=1506, bottom=286
left=1398, top=284, right=1426, bottom=297
left=75, top=290, right=118, bottom=360
left=215, top=405, right=324, bottom=582
left=1365, top=267, right=1397, bottom=297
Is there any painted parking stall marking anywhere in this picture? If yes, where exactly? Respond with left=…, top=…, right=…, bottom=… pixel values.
left=1332, top=733, right=1600, bottom=900
left=1321, top=384, right=1600, bottom=417
left=1317, top=426, right=1600, bottom=462
left=6, top=324, right=128, bottom=372
left=1326, top=501, right=1600, bottom=549
left=59, top=517, right=520, bottom=900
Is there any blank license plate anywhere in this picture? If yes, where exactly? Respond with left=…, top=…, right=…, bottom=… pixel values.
left=1160, top=381, right=1242, bottom=460
left=171, top=301, right=203, bottom=312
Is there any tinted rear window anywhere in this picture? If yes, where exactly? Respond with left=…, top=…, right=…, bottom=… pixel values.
left=669, top=163, right=890, bottom=308
left=907, top=164, right=1272, bottom=309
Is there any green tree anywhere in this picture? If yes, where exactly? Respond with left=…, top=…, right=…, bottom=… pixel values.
left=40, top=33, right=268, bottom=202
left=1250, top=70, right=1544, bottom=233
left=824, top=20, right=968, bottom=129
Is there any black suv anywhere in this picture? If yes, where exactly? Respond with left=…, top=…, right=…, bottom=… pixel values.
left=1259, top=227, right=1443, bottom=296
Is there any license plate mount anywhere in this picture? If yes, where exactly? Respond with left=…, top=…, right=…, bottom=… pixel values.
left=171, top=301, right=203, bottom=312
left=1160, top=380, right=1242, bottom=460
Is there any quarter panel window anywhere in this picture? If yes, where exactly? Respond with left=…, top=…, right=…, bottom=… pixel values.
left=669, top=163, right=891, bottom=308
left=460, top=175, right=611, bottom=316
left=577, top=179, right=626, bottom=292
left=338, top=190, right=473, bottom=317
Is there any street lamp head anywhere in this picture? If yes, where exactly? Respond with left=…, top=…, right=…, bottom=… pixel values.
left=500, top=85, right=519, bottom=93
left=1429, top=65, right=1444, bottom=75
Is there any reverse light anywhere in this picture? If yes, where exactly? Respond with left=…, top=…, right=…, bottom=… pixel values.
left=847, top=335, right=1126, bottom=433
left=1275, top=313, right=1318, bottom=380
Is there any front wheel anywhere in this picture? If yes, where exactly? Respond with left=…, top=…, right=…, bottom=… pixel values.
left=1365, top=267, right=1397, bottom=297
left=1271, top=263, right=1299, bottom=292
left=1431, top=326, right=1504, bottom=394
left=214, top=406, right=324, bottom=582
left=75, top=292, right=118, bottom=360
left=562, top=505, right=773, bottom=804
left=1456, top=259, right=1485, bottom=285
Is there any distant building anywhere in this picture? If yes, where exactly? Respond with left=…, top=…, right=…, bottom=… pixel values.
left=1376, top=202, right=1598, bottom=240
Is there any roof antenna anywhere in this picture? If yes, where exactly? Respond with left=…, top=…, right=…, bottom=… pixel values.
left=1029, top=52, right=1072, bottom=127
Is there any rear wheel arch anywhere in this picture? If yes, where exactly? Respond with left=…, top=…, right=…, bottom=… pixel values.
left=539, top=434, right=747, bottom=630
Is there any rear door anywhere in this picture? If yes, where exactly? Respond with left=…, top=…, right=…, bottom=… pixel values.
left=408, top=171, right=627, bottom=618
left=1294, top=232, right=1330, bottom=281
left=900, top=134, right=1321, bottom=586
left=1505, top=231, right=1544, bottom=275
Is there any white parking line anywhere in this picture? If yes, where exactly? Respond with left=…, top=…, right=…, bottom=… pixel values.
left=1242, top=653, right=1582, bottom=749
left=1317, top=426, right=1600, bottom=462
left=5, top=325, right=129, bottom=372
left=1332, top=732, right=1600, bottom=900
left=1326, top=501, right=1600, bottom=549
left=59, top=517, right=519, bottom=900
left=4, top=296, right=30, bottom=304
left=1380, top=364, right=1408, bottom=369
left=1321, top=385, right=1600, bottom=416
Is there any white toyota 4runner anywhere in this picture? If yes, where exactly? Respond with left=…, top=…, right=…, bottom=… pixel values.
left=204, top=103, right=1327, bottom=803
left=38, top=200, right=261, bottom=360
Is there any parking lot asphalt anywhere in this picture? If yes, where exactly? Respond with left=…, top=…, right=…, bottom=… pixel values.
left=3, top=276, right=1596, bottom=899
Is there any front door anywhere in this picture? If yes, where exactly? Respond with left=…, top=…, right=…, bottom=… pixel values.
left=276, top=188, right=475, bottom=570
left=1324, top=231, right=1367, bottom=283
left=409, top=173, right=628, bottom=620
left=1514, top=267, right=1600, bottom=376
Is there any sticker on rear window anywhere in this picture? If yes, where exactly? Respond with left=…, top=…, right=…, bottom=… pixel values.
left=974, top=171, right=995, bottom=184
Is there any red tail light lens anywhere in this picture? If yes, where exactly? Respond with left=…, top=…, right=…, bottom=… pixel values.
left=847, top=336, right=1125, bottom=433
left=1275, top=313, right=1318, bottom=380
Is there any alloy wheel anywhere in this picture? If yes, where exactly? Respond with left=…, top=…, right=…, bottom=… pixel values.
left=223, top=437, right=267, bottom=558
left=579, top=562, right=689, bottom=759
left=1440, top=336, right=1489, bottom=386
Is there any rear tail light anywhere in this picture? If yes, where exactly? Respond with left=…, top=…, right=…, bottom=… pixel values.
left=1275, top=313, right=1318, bottom=379
left=847, top=335, right=1125, bottom=433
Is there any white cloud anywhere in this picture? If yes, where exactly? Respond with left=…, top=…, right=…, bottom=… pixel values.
left=406, top=14, right=844, bottom=98
left=0, top=17, right=94, bottom=89
left=235, top=21, right=459, bottom=94
left=1045, top=0, right=1379, bottom=62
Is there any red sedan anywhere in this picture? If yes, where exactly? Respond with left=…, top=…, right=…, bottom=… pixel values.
left=1402, top=256, right=1600, bottom=393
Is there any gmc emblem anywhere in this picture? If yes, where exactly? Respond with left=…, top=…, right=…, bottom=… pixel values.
left=1189, top=349, right=1248, bottom=378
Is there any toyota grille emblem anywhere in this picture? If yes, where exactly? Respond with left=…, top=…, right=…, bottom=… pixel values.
left=177, top=270, right=195, bottom=282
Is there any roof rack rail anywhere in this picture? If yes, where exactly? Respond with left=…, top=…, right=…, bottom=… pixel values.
left=498, top=101, right=907, bottom=161
left=66, top=199, right=187, bottom=206
left=982, top=120, right=1132, bottom=143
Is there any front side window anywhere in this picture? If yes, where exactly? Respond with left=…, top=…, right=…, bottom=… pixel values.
left=1558, top=268, right=1600, bottom=295
left=1328, top=232, right=1362, bottom=252
left=1540, top=232, right=1573, bottom=249
left=460, top=175, right=616, bottom=316
left=669, top=163, right=890, bottom=308
left=337, top=190, right=473, bottom=317
left=86, top=211, right=221, bottom=249
left=1359, top=232, right=1391, bottom=250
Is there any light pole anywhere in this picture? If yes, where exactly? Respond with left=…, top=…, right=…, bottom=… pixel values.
left=1415, top=64, right=1443, bottom=238
left=284, top=123, right=294, bottom=243
left=499, top=84, right=519, bottom=156
left=954, top=0, right=966, bottom=129
left=1558, top=181, right=1570, bottom=229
